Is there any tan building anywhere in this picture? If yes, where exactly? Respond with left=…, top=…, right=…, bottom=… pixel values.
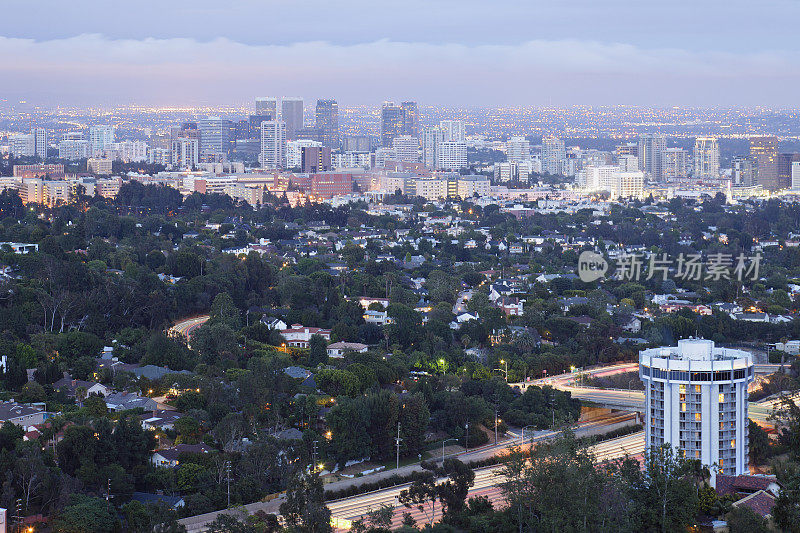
left=88, top=158, right=113, bottom=175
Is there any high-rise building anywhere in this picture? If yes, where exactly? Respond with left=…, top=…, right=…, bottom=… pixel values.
left=421, top=126, right=445, bottom=169
left=640, top=339, right=753, bottom=477
left=435, top=141, right=467, bottom=171
left=392, top=135, right=420, bottom=162
left=693, top=137, right=720, bottom=179
left=259, top=120, right=286, bottom=169
left=381, top=102, right=405, bottom=147
left=638, top=133, right=667, bottom=180
left=286, top=139, right=322, bottom=169
left=750, top=136, right=779, bottom=191
left=662, top=148, right=687, bottom=179
left=732, top=156, right=757, bottom=186
left=401, top=101, right=419, bottom=137
left=281, top=97, right=304, bottom=139
left=255, top=97, right=278, bottom=118
left=9, top=133, right=35, bottom=157
left=792, top=161, right=800, bottom=190
left=616, top=142, right=639, bottom=158
left=301, top=146, right=332, bottom=173
left=58, top=140, right=89, bottom=160
left=89, top=125, right=115, bottom=156
left=617, top=155, right=639, bottom=173
left=32, top=128, right=47, bottom=159
left=439, top=120, right=465, bottom=142
left=171, top=138, right=199, bottom=168
left=197, top=118, right=235, bottom=163
left=507, top=136, right=531, bottom=163
left=342, top=135, right=372, bottom=152
left=777, top=153, right=800, bottom=191
left=542, top=136, right=566, bottom=175
left=315, top=100, right=339, bottom=148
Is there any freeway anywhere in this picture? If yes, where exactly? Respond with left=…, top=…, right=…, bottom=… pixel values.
left=326, top=431, right=646, bottom=529
left=168, top=315, right=209, bottom=341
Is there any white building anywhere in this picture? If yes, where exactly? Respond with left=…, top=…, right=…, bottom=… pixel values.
left=694, top=137, right=720, bottom=179
left=392, top=135, right=420, bottom=162
left=171, top=138, right=199, bottom=168
left=421, top=126, right=445, bottom=168
left=9, top=133, right=35, bottom=157
left=506, top=136, right=530, bottom=163
left=58, top=139, right=89, bottom=160
left=33, top=128, right=48, bottom=159
left=663, top=148, right=688, bottom=179
left=792, top=161, right=800, bottom=190
left=436, top=141, right=467, bottom=171
left=333, top=151, right=371, bottom=169
left=439, top=120, right=465, bottom=142
left=87, top=158, right=113, bottom=175
left=286, top=139, right=321, bottom=169
left=89, top=125, right=115, bottom=156
left=617, top=155, right=639, bottom=173
left=639, top=339, right=753, bottom=477
left=259, top=120, right=286, bottom=169
left=542, top=136, right=566, bottom=175
left=457, top=175, right=491, bottom=198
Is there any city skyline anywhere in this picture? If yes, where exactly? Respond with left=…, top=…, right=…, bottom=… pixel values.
left=3, top=0, right=800, bottom=106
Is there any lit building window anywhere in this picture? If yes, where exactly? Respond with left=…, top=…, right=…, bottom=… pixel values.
left=719, top=393, right=725, bottom=403
left=695, top=413, right=701, bottom=421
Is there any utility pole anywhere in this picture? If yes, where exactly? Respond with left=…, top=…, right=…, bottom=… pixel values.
left=312, top=440, right=319, bottom=472
left=106, top=478, right=110, bottom=513
left=15, top=498, right=21, bottom=533
left=494, top=407, right=498, bottom=445
left=465, top=421, right=470, bottom=450
left=395, top=422, right=401, bottom=470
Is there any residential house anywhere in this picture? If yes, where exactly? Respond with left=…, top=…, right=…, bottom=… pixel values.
left=151, top=443, right=213, bottom=468
left=0, top=401, right=50, bottom=427
left=326, top=342, right=369, bottom=358
left=105, top=392, right=158, bottom=412
left=280, top=324, right=332, bottom=348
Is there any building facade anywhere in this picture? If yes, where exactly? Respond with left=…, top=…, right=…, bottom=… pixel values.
left=640, top=339, right=753, bottom=477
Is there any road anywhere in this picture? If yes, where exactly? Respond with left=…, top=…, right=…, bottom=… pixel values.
left=326, top=431, right=645, bottom=530
left=168, top=315, right=209, bottom=341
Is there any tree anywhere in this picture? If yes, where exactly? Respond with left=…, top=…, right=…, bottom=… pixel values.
left=399, top=465, right=438, bottom=526
left=209, top=292, right=241, bottom=329
left=84, top=395, right=109, bottom=417
left=309, top=334, right=328, bottom=366
left=773, top=462, right=800, bottom=532
left=52, top=494, right=118, bottom=533
left=749, top=419, right=771, bottom=464
left=436, top=458, right=475, bottom=521
left=350, top=504, right=394, bottom=533
left=725, top=505, right=769, bottom=533
left=279, top=470, right=332, bottom=533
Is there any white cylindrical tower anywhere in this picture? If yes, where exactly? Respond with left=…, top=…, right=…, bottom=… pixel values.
left=639, top=338, right=754, bottom=476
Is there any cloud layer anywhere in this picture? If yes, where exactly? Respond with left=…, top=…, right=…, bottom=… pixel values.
left=1, top=34, right=799, bottom=106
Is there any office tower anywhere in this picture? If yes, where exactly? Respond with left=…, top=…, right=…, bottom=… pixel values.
left=197, top=118, right=235, bottom=163
left=750, top=136, right=779, bottom=190
left=542, top=136, right=566, bottom=175
left=392, top=135, right=420, bottom=162
left=777, top=153, right=800, bottom=190
left=662, top=148, right=687, bottom=179
left=401, top=101, right=419, bottom=137
left=616, top=142, right=638, bottom=158
left=286, top=139, right=321, bottom=169
left=171, top=137, right=199, bottom=168
left=439, top=120, right=465, bottom=142
left=301, top=146, right=332, bottom=173
left=435, top=141, right=467, bottom=171
left=32, top=128, right=47, bottom=159
left=259, top=120, right=286, bottom=169
left=255, top=97, right=278, bottom=118
left=342, top=135, right=372, bottom=152
left=9, top=133, right=36, bottom=157
left=617, top=155, right=639, bottom=173
left=281, top=97, right=304, bottom=139
left=614, top=171, right=644, bottom=199
left=638, top=133, right=667, bottom=180
left=693, top=137, right=720, bottom=179
left=507, top=136, right=531, bottom=163
left=58, top=140, right=89, bottom=160
left=732, top=156, right=757, bottom=186
left=422, top=126, right=444, bottom=169
left=89, top=125, right=115, bottom=156
left=792, top=162, right=800, bottom=190
left=640, top=339, right=753, bottom=477
left=315, top=100, right=339, bottom=148
left=381, top=102, right=404, bottom=147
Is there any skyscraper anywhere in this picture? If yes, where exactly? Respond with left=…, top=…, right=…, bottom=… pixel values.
left=507, top=136, right=530, bottom=163
left=750, top=136, right=779, bottom=190
left=640, top=339, right=753, bottom=477
left=89, top=125, right=115, bottom=156
left=315, top=100, right=339, bottom=148
left=401, top=101, right=419, bottom=137
left=255, top=97, right=278, bottom=118
left=638, top=133, right=667, bottom=180
left=732, top=156, right=756, bottom=186
left=693, top=137, right=720, bottom=179
left=392, top=135, right=420, bottom=162
left=439, top=120, right=465, bottom=142
left=435, top=141, right=467, bottom=171
left=542, top=136, right=566, bottom=175
left=197, top=118, right=235, bottom=162
left=32, top=128, right=48, bottom=159
left=260, top=120, right=286, bottom=169
left=281, top=97, right=304, bottom=140
left=421, top=126, right=444, bottom=169
left=381, top=102, right=404, bottom=147
left=777, top=153, right=800, bottom=190
left=662, top=148, right=687, bottom=179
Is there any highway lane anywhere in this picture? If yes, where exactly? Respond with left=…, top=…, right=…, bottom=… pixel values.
left=327, top=431, right=646, bottom=529
left=168, top=315, right=209, bottom=343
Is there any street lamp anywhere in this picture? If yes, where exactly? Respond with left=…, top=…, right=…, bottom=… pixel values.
left=521, top=424, right=536, bottom=448
left=497, top=359, right=508, bottom=382
left=442, top=438, right=458, bottom=462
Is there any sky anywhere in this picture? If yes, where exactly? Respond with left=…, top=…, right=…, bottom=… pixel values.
left=2, top=0, right=800, bottom=107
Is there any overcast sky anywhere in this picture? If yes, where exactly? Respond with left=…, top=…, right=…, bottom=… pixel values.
left=2, top=0, right=799, bottom=107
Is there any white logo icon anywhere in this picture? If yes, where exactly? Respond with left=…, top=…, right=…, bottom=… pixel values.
left=578, top=251, right=608, bottom=282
